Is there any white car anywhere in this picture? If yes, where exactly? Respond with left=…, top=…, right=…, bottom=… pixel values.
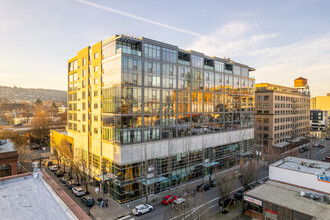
left=132, top=204, right=153, bottom=216
left=72, top=186, right=85, bottom=197
left=49, top=165, right=58, bottom=171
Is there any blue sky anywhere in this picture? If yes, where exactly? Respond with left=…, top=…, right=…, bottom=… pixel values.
left=1, top=0, right=330, bottom=96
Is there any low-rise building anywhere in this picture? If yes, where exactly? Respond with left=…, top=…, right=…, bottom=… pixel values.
left=243, top=157, right=330, bottom=220
left=311, top=93, right=330, bottom=111
left=310, top=110, right=329, bottom=138
left=0, top=139, right=18, bottom=177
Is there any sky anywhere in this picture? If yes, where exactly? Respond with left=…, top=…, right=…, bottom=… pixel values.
left=1, top=0, right=330, bottom=97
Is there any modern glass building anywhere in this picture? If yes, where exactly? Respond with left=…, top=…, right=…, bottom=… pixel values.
left=67, top=34, right=255, bottom=203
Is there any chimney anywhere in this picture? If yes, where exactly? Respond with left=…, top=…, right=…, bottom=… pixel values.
left=32, top=162, right=39, bottom=178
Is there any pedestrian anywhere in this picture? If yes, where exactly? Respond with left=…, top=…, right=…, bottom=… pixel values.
left=100, top=201, right=103, bottom=207
left=105, top=199, right=108, bottom=207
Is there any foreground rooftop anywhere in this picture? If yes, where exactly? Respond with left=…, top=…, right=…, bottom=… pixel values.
left=0, top=173, right=77, bottom=220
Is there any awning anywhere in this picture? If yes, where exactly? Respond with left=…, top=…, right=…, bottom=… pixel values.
left=273, top=141, right=290, bottom=148
left=140, top=176, right=168, bottom=185
left=204, top=161, right=219, bottom=168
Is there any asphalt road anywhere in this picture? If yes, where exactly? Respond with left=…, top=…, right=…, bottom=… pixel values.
left=297, top=139, right=330, bottom=161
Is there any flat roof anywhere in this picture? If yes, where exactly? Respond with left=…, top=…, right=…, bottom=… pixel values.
left=0, top=139, right=16, bottom=153
left=0, top=174, right=76, bottom=220
left=271, top=157, right=330, bottom=177
left=246, top=181, right=330, bottom=219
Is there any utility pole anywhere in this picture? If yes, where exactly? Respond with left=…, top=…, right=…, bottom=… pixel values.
left=309, top=134, right=313, bottom=159
left=144, top=143, right=149, bottom=204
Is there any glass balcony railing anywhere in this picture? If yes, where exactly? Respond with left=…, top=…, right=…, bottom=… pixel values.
left=178, top=60, right=190, bottom=66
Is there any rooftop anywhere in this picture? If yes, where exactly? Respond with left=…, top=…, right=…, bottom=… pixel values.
left=0, top=139, right=16, bottom=153
left=246, top=180, right=330, bottom=219
left=0, top=173, right=77, bottom=220
left=270, top=156, right=330, bottom=177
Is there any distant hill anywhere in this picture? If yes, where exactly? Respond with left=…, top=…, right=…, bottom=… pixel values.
left=0, top=86, right=67, bottom=102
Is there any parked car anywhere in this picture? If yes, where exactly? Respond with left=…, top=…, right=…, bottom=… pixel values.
left=49, top=165, right=58, bottom=171
left=132, top=204, right=153, bottom=216
left=234, top=190, right=245, bottom=200
left=173, top=198, right=188, bottom=210
left=256, top=180, right=265, bottom=185
left=319, top=144, right=324, bottom=148
left=66, top=180, right=76, bottom=189
left=81, top=196, right=94, bottom=207
left=209, top=180, right=217, bottom=187
left=55, top=170, right=64, bottom=177
left=30, top=144, right=41, bottom=150
left=72, top=186, right=85, bottom=197
left=45, top=161, right=53, bottom=167
left=162, top=195, right=179, bottom=205
left=313, top=143, right=320, bottom=147
left=219, top=198, right=236, bottom=208
left=60, top=177, right=67, bottom=183
left=196, top=184, right=210, bottom=192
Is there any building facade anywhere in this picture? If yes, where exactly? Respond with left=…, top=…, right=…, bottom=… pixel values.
left=0, top=139, right=18, bottom=177
left=243, top=157, right=330, bottom=220
left=310, top=110, right=329, bottom=138
left=255, top=78, right=310, bottom=154
left=67, top=34, right=255, bottom=203
left=311, top=93, right=330, bottom=111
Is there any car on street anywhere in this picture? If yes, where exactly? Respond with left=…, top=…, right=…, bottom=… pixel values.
left=196, top=184, right=210, bottom=192
left=173, top=198, right=188, bottom=210
left=319, top=144, right=324, bottom=148
left=81, top=196, right=94, bottom=207
left=72, top=186, right=85, bottom=197
left=234, top=189, right=245, bottom=200
left=49, top=165, right=58, bottom=171
left=60, top=177, right=67, bottom=183
left=162, top=195, right=179, bottom=205
left=132, top=204, right=153, bottom=216
left=55, top=170, right=64, bottom=177
left=313, top=143, right=320, bottom=147
left=66, top=180, right=77, bottom=189
left=45, top=161, right=53, bottom=167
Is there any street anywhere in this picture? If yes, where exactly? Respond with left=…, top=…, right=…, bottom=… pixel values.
left=39, top=140, right=330, bottom=220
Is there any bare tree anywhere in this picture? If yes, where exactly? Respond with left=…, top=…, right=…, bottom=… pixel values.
left=30, top=110, right=51, bottom=142
left=216, top=170, right=237, bottom=213
left=239, top=161, right=258, bottom=191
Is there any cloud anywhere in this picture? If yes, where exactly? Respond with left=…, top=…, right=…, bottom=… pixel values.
left=187, top=21, right=330, bottom=96
left=75, top=0, right=204, bottom=38
left=188, top=22, right=278, bottom=58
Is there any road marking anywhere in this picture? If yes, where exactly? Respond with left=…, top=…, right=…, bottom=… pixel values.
left=117, top=215, right=133, bottom=220
left=170, top=176, right=268, bottom=220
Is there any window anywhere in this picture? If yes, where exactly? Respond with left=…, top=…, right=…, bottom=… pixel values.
left=94, top=52, right=98, bottom=59
left=82, top=114, right=86, bottom=121
left=94, top=116, right=98, bottom=122
left=94, top=78, right=98, bottom=84
left=94, top=91, right=98, bottom=97
left=169, top=66, right=174, bottom=76
left=257, top=96, right=262, bottom=101
left=82, top=80, right=86, bottom=88
left=82, top=125, right=86, bottom=132
left=82, top=103, right=86, bottom=110
left=214, top=61, right=224, bottom=72
left=82, top=58, right=86, bottom=66
left=264, top=96, right=269, bottom=100
left=94, top=66, right=98, bottom=72
left=191, top=55, right=203, bottom=68
left=94, top=128, right=98, bottom=134
left=94, top=103, right=98, bottom=109
left=82, top=69, right=86, bottom=77
left=82, top=91, right=86, bottom=99
left=144, top=43, right=160, bottom=60
left=162, top=48, right=176, bottom=62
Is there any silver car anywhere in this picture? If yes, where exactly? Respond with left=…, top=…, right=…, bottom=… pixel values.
left=72, top=186, right=85, bottom=197
left=132, top=204, right=153, bottom=216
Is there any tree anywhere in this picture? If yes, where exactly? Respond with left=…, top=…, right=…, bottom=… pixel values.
left=34, top=98, right=43, bottom=106
left=30, top=110, right=50, bottom=142
left=49, top=102, right=59, bottom=118
left=216, top=170, right=237, bottom=213
left=239, top=161, right=258, bottom=191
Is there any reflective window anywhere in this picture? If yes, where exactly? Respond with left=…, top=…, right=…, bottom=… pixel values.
left=191, top=55, right=203, bottom=68
left=214, top=61, right=224, bottom=72
left=144, top=44, right=160, bottom=60
left=162, top=48, right=177, bottom=63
